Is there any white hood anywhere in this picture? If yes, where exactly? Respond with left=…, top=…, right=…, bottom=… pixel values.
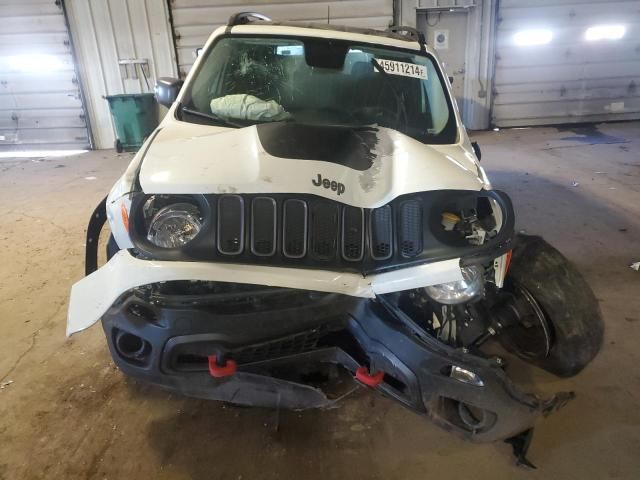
left=139, top=120, right=486, bottom=209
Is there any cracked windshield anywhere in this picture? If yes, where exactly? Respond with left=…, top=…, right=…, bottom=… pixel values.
left=180, top=36, right=457, bottom=144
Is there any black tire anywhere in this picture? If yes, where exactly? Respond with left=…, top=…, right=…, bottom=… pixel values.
left=106, top=234, right=120, bottom=261
left=506, top=234, right=604, bottom=377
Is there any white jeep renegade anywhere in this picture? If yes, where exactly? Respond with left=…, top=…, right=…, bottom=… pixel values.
left=68, top=13, right=602, bottom=462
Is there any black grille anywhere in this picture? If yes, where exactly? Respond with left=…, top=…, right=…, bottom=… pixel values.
left=398, top=200, right=423, bottom=257
left=309, top=200, right=339, bottom=260
left=370, top=205, right=393, bottom=260
left=233, top=329, right=325, bottom=365
left=132, top=190, right=511, bottom=273
left=342, top=206, right=364, bottom=261
left=172, top=329, right=326, bottom=371
left=283, top=199, right=307, bottom=258
left=217, top=195, right=244, bottom=255
left=251, top=197, right=276, bottom=256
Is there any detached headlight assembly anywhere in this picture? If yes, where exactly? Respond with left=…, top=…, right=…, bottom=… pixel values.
left=147, top=202, right=202, bottom=248
left=424, top=265, right=484, bottom=305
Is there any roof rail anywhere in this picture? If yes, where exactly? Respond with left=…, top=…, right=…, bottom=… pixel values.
left=386, top=26, right=427, bottom=49
left=228, top=12, right=272, bottom=27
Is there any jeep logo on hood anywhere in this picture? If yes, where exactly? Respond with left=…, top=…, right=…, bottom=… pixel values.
left=312, top=174, right=345, bottom=196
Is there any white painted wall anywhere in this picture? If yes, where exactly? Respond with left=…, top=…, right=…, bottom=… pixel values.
left=66, top=0, right=178, bottom=149
left=399, top=0, right=496, bottom=130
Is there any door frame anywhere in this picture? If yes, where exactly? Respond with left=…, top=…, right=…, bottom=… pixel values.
left=59, top=0, right=94, bottom=149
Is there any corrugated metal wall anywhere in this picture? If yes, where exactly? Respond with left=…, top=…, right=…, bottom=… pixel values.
left=0, top=0, right=90, bottom=151
left=170, top=0, right=395, bottom=77
left=492, top=0, right=640, bottom=127
left=66, top=0, right=177, bottom=149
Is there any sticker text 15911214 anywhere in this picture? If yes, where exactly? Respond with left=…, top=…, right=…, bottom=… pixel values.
left=373, top=59, right=427, bottom=80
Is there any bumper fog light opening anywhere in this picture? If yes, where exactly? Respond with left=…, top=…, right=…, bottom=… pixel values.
left=115, top=331, right=149, bottom=360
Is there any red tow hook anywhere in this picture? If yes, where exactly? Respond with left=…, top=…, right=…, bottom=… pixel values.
left=355, top=366, right=385, bottom=388
left=208, top=355, right=237, bottom=378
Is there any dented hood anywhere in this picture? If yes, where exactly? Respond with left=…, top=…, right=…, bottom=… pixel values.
left=139, top=120, right=485, bottom=208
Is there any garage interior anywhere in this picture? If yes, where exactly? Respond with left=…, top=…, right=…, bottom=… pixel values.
left=1, top=0, right=639, bottom=479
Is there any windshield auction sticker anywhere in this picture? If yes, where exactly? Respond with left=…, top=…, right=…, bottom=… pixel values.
left=374, top=59, right=427, bottom=80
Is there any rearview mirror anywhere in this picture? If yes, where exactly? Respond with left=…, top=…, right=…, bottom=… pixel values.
left=154, top=77, right=184, bottom=107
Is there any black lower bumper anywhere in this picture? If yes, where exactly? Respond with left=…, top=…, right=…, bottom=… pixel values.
left=102, top=283, right=566, bottom=443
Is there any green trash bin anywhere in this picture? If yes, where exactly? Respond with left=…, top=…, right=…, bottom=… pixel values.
left=104, top=93, right=158, bottom=152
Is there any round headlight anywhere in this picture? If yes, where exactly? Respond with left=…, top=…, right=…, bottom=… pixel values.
left=147, top=202, right=202, bottom=248
left=424, top=265, right=484, bottom=305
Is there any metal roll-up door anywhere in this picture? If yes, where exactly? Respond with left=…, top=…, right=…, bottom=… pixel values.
left=0, top=0, right=90, bottom=151
left=169, top=0, right=394, bottom=78
left=492, top=0, right=640, bottom=127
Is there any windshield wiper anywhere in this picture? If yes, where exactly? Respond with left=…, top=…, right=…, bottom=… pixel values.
left=370, top=58, right=409, bottom=132
left=179, top=105, right=243, bottom=128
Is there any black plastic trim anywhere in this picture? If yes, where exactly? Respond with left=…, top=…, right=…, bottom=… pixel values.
left=342, top=206, right=365, bottom=262
left=250, top=196, right=277, bottom=257
left=282, top=199, right=308, bottom=259
left=100, top=284, right=548, bottom=442
left=217, top=194, right=245, bottom=255
left=126, top=190, right=514, bottom=274
left=85, top=195, right=108, bottom=275
left=370, top=205, right=393, bottom=261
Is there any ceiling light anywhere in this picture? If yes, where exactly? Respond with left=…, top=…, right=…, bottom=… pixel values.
left=585, top=25, right=626, bottom=41
left=513, top=29, right=553, bottom=46
left=6, top=54, right=65, bottom=73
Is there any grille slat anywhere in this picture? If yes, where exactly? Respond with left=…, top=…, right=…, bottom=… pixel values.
left=310, top=200, right=339, bottom=261
left=212, top=195, right=425, bottom=263
left=342, top=206, right=364, bottom=261
left=398, top=200, right=423, bottom=258
left=283, top=199, right=308, bottom=258
left=370, top=205, right=393, bottom=260
left=217, top=195, right=244, bottom=255
left=251, top=197, right=276, bottom=256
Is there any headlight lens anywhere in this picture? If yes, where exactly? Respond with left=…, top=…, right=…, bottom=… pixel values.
left=424, top=265, right=484, bottom=305
left=147, top=202, right=202, bottom=248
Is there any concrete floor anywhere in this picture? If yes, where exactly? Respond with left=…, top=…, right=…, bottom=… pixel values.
left=1, top=122, right=639, bottom=479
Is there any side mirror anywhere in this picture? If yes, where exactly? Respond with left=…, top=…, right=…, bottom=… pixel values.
left=154, top=77, right=183, bottom=107
left=194, top=47, right=203, bottom=57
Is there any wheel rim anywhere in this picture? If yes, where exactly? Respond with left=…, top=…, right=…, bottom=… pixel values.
left=500, top=284, right=553, bottom=361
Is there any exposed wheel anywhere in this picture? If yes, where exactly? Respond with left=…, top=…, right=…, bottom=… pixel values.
left=115, top=139, right=124, bottom=153
left=501, top=234, right=604, bottom=377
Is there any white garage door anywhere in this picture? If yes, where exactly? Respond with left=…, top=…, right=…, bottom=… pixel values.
left=492, top=0, right=640, bottom=127
left=0, top=0, right=90, bottom=151
left=170, top=0, right=394, bottom=77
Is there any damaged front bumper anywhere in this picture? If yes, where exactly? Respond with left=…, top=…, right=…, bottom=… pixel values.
left=87, top=275, right=569, bottom=444
left=67, top=249, right=463, bottom=336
